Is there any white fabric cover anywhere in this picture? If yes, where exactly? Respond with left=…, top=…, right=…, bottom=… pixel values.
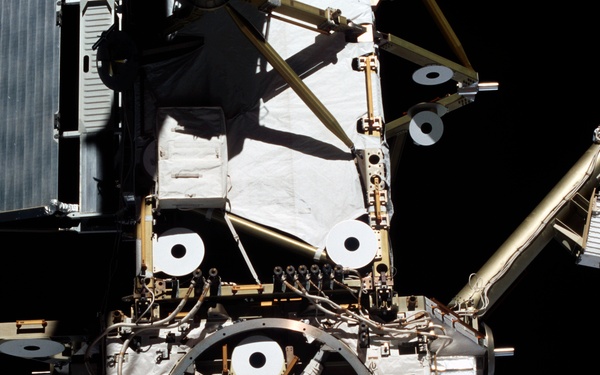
left=144, top=0, right=391, bottom=248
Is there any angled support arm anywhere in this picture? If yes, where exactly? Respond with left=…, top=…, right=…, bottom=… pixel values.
left=225, top=3, right=355, bottom=150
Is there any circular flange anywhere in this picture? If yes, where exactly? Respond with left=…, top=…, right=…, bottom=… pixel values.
left=168, top=318, right=371, bottom=375
left=325, top=220, right=378, bottom=269
left=409, top=111, right=444, bottom=146
left=0, top=339, right=65, bottom=358
left=412, top=65, right=454, bottom=85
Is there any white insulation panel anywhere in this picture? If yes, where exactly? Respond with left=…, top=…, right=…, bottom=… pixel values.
left=156, top=107, right=228, bottom=209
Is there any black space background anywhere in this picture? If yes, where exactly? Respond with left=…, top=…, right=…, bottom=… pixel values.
left=378, top=1, right=600, bottom=374
left=2, top=1, right=600, bottom=374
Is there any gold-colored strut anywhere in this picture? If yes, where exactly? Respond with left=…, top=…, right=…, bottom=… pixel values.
left=164, top=0, right=365, bottom=37
left=363, top=54, right=381, bottom=138
left=363, top=56, right=375, bottom=118
left=372, top=175, right=382, bottom=224
left=377, top=33, right=478, bottom=86
left=352, top=54, right=392, bottom=289
left=385, top=93, right=472, bottom=139
left=284, top=355, right=300, bottom=375
left=421, top=0, right=473, bottom=69
left=355, top=54, right=383, bottom=138
left=222, top=344, right=229, bottom=374
left=247, top=0, right=365, bottom=36
left=194, top=209, right=328, bottom=262
left=225, top=3, right=355, bottom=150
left=372, top=229, right=393, bottom=289
left=137, top=195, right=154, bottom=277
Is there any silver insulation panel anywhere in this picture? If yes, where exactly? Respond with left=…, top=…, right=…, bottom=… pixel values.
left=0, top=0, right=60, bottom=220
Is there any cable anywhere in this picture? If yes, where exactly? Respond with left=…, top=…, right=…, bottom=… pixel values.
left=134, top=279, right=156, bottom=324
left=84, top=277, right=210, bottom=375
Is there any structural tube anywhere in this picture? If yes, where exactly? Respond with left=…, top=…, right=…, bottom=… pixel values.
left=449, top=142, right=600, bottom=314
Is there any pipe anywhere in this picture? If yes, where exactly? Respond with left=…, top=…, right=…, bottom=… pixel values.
left=194, top=209, right=327, bottom=262
left=449, top=142, right=600, bottom=315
